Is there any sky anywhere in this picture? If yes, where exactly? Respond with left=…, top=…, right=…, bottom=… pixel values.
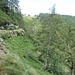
left=19, top=0, right=75, bottom=16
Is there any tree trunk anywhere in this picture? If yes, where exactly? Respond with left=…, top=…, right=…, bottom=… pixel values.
left=41, top=50, right=49, bottom=70
left=71, top=68, right=73, bottom=75
left=70, top=60, right=74, bottom=75
left=70, top=68, right=74, bottom=75
left=41, top=34, right=51, bottom=70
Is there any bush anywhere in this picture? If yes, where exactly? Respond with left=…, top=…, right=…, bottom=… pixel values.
left=1, top=32, right=10, bottom=39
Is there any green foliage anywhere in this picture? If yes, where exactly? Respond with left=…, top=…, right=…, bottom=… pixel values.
left=0, top=10, right=13, bottom=26
left=23, top=16, right=42, bottom=47
left=0, top=0, right=24, bottom=28
left=0, top=9, right=24, bottom=28
left=8, top=9, right=24, bottom=27
left=0, top=0, right=7, bottom=12
left=1, top=12, right=75, bottom=75
left=23, top=14, right=68, bottom=75
left=1, top=32, right=10, bottom=39
left=4, top=36, right=51, bottom=75
left=37, top=13, right=75, bottom=75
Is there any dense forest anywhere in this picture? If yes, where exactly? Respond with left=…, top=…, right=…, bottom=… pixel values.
left=0, top=0, right=75, bottom=75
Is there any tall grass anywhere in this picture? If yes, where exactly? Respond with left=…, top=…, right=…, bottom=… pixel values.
left=3, top=36, right=51, bottom=75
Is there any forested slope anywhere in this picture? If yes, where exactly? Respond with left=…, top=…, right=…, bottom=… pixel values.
left=0, top=11, right=75, bottom=75
left=23, top=14, right=75, bottom=75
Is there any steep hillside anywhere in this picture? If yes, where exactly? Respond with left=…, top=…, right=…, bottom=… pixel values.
left=1, top=13, right=75, bottom=75
left=0, top=35, right=50, bottom=75
left=0, top=10, right=51, bottom=75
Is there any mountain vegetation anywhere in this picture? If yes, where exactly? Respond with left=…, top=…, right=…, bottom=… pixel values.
left=0, top=0, right=24, bottom=28
left=0, top=1, right=75, bottom=75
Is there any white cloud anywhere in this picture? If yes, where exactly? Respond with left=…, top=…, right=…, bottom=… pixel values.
left=19, top=0, right=75, bottom=16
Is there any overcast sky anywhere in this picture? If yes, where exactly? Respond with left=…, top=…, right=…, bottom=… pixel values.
left=19, top=0, right=75, bottom=16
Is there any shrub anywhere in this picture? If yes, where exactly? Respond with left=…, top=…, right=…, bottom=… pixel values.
left=1, top=32, right=10, bottom=39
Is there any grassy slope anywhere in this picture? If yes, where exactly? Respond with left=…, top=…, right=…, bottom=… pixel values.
left=0, top=13, right=51, bottom=75
left=4, top=36, right=51, bottom=75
